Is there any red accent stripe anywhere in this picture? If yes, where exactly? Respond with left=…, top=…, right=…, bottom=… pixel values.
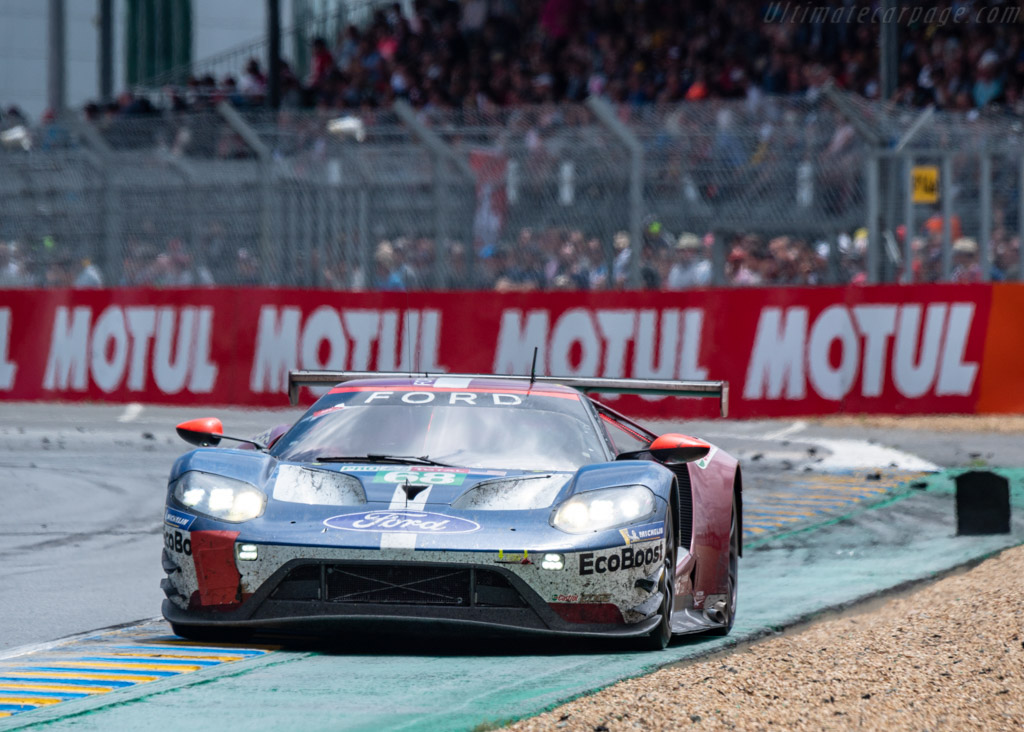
left=600, top=413, right=651, bottom=444
left=190, top=530, right=241, bottom=607
left=327, top=385, right=579, bottom=400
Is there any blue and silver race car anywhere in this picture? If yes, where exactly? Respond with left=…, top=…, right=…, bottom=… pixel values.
left=161, top=371, right=741, bottom=649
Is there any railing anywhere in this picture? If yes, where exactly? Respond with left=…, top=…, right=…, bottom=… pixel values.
left=133, top=0, right=395, bottom=90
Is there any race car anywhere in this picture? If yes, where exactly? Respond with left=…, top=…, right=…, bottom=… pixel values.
left=161, top=371, right=741, bottom=649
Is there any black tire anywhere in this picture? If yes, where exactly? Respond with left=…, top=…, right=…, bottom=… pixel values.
left=637, top=508, right=676, bottom=650
left=706, top=500, right=739, bottom=636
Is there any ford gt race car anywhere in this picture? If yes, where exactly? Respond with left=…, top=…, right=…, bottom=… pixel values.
left=161, top=371, right=741, bottom=649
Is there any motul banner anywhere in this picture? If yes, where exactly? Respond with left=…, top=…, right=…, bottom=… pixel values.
left=0, top=285, right=1014, bottom=418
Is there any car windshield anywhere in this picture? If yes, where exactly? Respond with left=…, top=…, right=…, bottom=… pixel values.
left=271, top=386, right=606, bottom=471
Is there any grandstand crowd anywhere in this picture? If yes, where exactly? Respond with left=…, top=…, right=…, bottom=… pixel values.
left=0, top=218, right=1015, bottom=290
left=4, top=0, right=1024, bottom=123
left=2, top=0, right=1022, bottom=288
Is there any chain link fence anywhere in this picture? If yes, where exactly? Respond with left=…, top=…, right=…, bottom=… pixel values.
left=1, top=90, right=1021, bottom=289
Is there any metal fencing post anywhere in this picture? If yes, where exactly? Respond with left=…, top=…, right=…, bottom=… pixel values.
left=942, top=154, right=954, bottom=280
left=72, top=119, right=120, bottom=283
left=902, top=154, right=914, bottom=283
left=393, top=100, right=474, bottom=288
left=979, top=152, right=992, bottom=282
left=893, top=106, right=933, bottom=284
left=823, top=83, right=886, bottom=283
left=332, top=142, right=373, bottom=288
left=866, top=152, right=880, bottom=284
left=217, top=102, right=275, bottom=284
left=159, top=154, right=199, bottom=260
left=47, top=0, right=66, bottom=114
left=711, top=233, right=726, bottom=287
left=358, top=180, right=369, bottom=287
left=434, top=155, right=449, bottom=286
left=586, top=96, right=643, bottom=289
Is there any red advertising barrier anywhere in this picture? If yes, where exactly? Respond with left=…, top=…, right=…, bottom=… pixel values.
left=0, top=284, right=1011, bottom=419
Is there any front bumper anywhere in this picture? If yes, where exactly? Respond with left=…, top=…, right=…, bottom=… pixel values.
left=163, top=556, right=661, bottom=639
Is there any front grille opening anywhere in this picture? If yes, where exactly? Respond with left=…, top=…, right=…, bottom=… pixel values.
left=474, top=570, right=528, bottom=607
left=271, top=564, right=321, bottom=601
left=326, top=565, right=471, bottom=606
left=268, top=563, right=529, bottom=608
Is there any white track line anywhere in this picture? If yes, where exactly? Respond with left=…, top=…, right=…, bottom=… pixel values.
left=0, top=617, right=164, bottom=661
left=803, top=437, right=940, bottom=472
left=761, top=420, right=808, bottom=441
left=699, top=419, right=938, bottom=472
left=116, top=403, right=144, bottom=423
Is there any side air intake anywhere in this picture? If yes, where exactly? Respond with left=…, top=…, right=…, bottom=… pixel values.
left=669, top=465, right=694, bottom=551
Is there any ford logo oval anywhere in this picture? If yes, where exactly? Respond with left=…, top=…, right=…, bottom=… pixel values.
left=323, top=510, right=481, bottom=534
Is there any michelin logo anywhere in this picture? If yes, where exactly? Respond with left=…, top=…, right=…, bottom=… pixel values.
left=619, top=521, right=665, bottom=546
left=164, top=507, right=196, bottom=531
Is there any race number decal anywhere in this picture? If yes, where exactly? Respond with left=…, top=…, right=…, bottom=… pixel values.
left=373, top=470, right=466, bottom=487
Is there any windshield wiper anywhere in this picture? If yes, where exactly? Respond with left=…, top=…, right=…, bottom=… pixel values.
left=315, top=454, right=453, bottom=467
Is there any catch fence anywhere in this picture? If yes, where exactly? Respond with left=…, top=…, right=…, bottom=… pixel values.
left=1, top=89, right=1020, bottom=288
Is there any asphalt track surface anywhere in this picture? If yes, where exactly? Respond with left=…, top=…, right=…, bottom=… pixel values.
left=1, top=403, right=1023, bottom=729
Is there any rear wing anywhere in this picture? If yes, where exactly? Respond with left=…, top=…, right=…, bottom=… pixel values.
left=287, top=371, right=729, bottom=418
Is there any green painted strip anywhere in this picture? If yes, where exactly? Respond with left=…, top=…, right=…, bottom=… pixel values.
left=745, top=468, right=1024, bottom=551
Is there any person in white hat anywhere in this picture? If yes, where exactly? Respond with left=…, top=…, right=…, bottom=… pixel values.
left=951, top=237, right=982, bottom=283
left=666, top=232, right=711, bottom=289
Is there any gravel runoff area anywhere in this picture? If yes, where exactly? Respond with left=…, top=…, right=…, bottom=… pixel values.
left=508, top=543, right=1024, bottom=731
left=811, top=414, right=1024, bottom=434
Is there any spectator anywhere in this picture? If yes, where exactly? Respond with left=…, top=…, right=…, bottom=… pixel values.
left=583, top=237, right=608, bottom=290
left=439, top=241, right=474, bottom=289
left=0, top=242, right=29, bottom=287
left=992, top=237, right=1020, bottom=282
left=611, top=231, right=631, bottom=287
left=371, top=242, right=406, bottom=290
left=727, top=246, right=762, bottom=286
left=239, top=58, right=267, bottom=98
left=639, top=240, right=663, bottom=290
left=43, top=259, right=72, bottom=287
left=951, top=237, right=983, bottom=283
left=65, top=0, right=1024, bottom=122
left=309, top=37, right=336, bottom=91
left=334, top=26, right=362, bottom=71
left=234, top=247, right=262, bottom=286
left=73, top=258, right=104, bottom=288
left=546, top=234, right=590, bottom=290
left=666, top=232, right=711, bottom=289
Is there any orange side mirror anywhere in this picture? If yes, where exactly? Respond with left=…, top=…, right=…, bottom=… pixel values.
left=176, top=417, right=224, bottom=447
left=648, top=433, right=711, bottom=464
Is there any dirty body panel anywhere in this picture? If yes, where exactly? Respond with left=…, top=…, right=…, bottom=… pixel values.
left=161, top=377, right=739, bottom=641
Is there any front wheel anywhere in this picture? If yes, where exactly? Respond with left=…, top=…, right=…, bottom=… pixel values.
left=636, top=509, right=676, bottom=650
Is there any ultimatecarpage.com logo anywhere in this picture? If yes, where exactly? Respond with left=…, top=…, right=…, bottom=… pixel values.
left=763, top=2, right=1020, bottom=26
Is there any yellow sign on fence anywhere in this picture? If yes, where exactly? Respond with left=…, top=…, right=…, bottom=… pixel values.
left=911, top=165, right=939, bottom=204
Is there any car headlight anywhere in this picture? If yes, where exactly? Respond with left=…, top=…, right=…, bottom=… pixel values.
left=452, top=474, right=569, bottom=511
left=272, top=465, right=366, bottom=506
left=173, top=471, right=267, bottom=522
left=551, top=485, right=657, bottom=534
